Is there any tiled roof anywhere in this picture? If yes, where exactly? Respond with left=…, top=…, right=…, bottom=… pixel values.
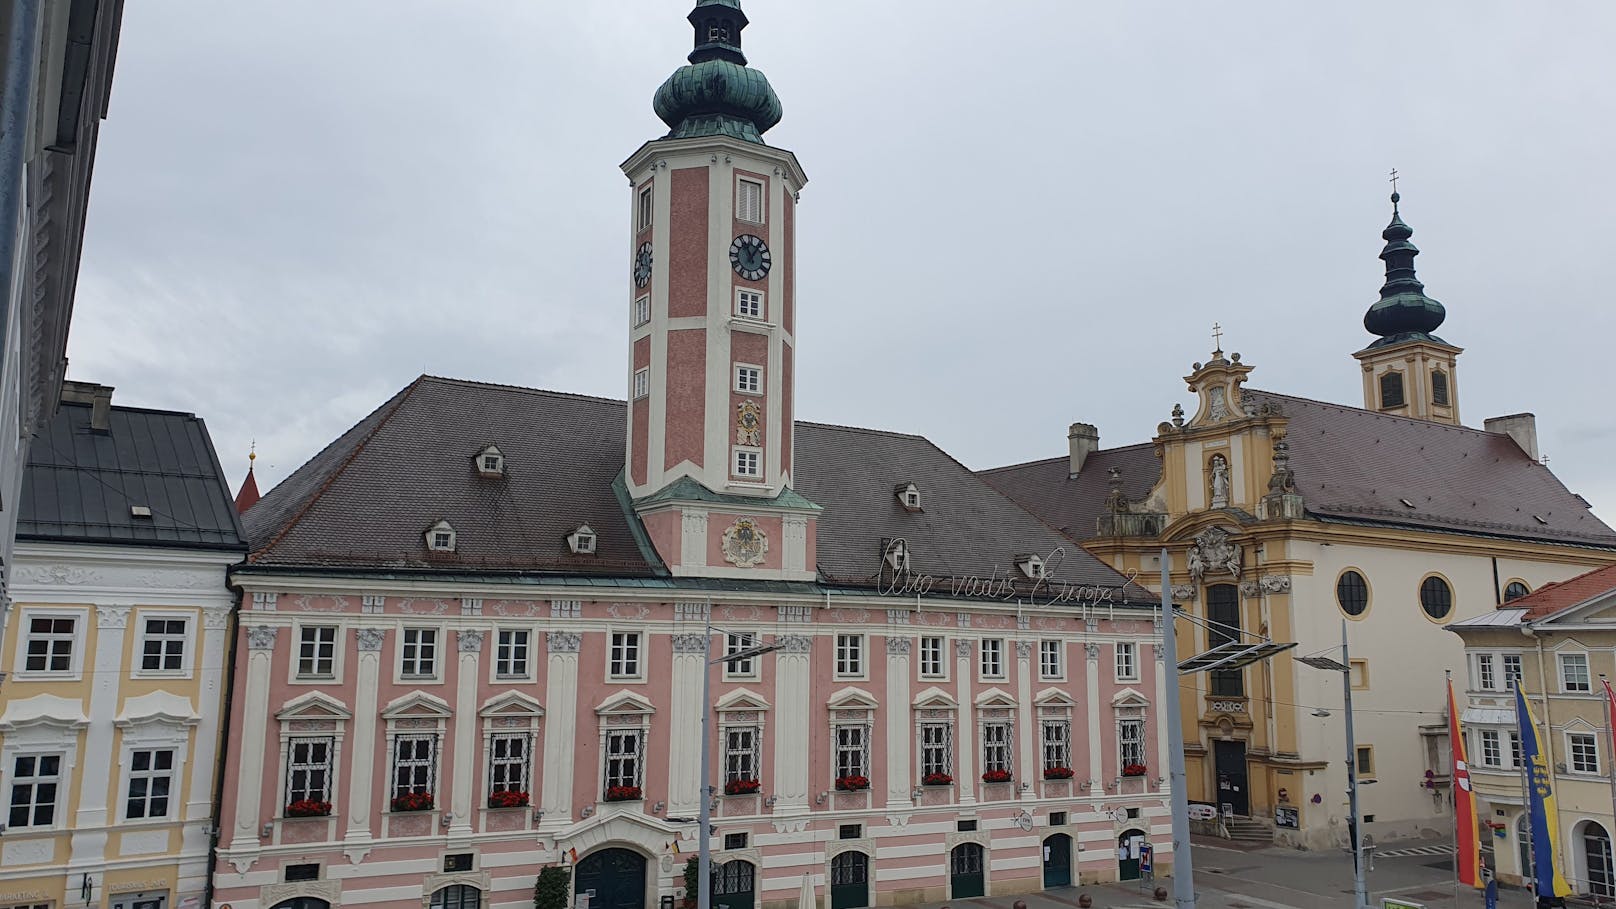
left=244, top=376, right=1140, bottom=595
left=19, top=402, right=246, bottom=550
left=1512, top=563, right=1616, bottom=621
left=981, top=389, right=1616, bottom=549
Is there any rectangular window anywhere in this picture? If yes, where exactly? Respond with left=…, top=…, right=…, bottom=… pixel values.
left=1040, top=640, right=1063, bottom=679
left=839, top=823, right=862, bottom=840
left=605, top=729, right=642, bottom=789
left=140, top=618, right=187, bottom=673
left=1207, top=584, right=1243, bottom=696
left=632, top=367, right=650, bottom=400
left=737, top=178, right=763, bottom=224
left=286, top=736, right=333, bottom=807
left=297, top=626, right=337, bottom=678
left=638, top=184, right=654, bottom=231
left=735, top=288, right=763, bottom=319
left=1119, top=719, right=1144, bottom=769
left=836, top=634, right=864, bottom=677
left=1042, top=720, right=1072, bottom=771
left=610, top=631, right=642, bottom=678
left=633, top=295, right=651, bottom=327
left=1355, top=745, right=1375, bottom=777
left=392, top=733, right=438, bottom=800
left=724, top=832, right=749, bottom=850
left=489, top=733, right=529, bottom=794
left=125, top=748, right=175, bottom=820
left=1475, top=653, right=1496, bottom=691
left=495, top=629, right=530, bottom=678
left=735, top=364, right=762, bottom=394
left=1509, top=731, right=1522, bottom=768
left=7, top=754, right=61, bottom=828
left=920, top=722, right=952, bottom=777
left=1561, top=653, right=1592, bottom=692
left=919, top=636, right=945, bottom=678
left=1570, top=732, right=1600, bottom=774
left=1479, top=730, right=1502, bottom=768
left=724, top=632, right=757, bottom=677
left=1114, top=642, right=1137, bottom=681
left=23, top=616, right=76, bottom=674
left=835, top=725, right=868, bottom=779
left=980, top=639, right=1004, bottom=678
left=724, top=726, right=759, bottom=783
left=981, top=722, right=1011, bottom=775
left=1503, top=654, right=1523, bottom=686
left=285, top=863, right=321, bottom=882
left=400, top=628, right=438, bottom=678
left=733, top=447, right=761, bottom=478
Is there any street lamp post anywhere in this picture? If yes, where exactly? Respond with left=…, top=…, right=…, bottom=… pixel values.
left=1297, top=620, right=1369, bottom=909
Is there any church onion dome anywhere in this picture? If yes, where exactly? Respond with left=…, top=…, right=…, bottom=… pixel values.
left=653, top=0, right=783, bottom=144
left=1362, top=191, right=1448, bottom=349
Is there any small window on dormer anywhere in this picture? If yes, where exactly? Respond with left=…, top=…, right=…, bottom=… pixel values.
left=895, top=483, right=921, bottom=512
left=885, top=540, right=910, bottom=571
left=426, top=520, right=456, bottom=552
left=476, top=445, right=504, bottom=476
left=567, top=525, right=597, bottom=556
left=1017, top=554, right=1045, bottom=579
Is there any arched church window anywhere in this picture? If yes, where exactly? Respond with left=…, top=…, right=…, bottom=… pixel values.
left=1379, top=372, right=1405, bottom=409
left=1503, top=581, right=1530, bottom=603
left=1431, top=369, right=1450, bottom=406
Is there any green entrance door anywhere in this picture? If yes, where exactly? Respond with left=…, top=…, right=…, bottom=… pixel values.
left=1117, top=830, right=1146, bottom=882
left=1042, top=834, right=1072, bottom=888
left=829, top=851, right=868, bottom=909
left=576, top=848, right=647, bottom=909
left=714, top=860, right=756, bottom=909
left=949, top=843, right=985, bottom=898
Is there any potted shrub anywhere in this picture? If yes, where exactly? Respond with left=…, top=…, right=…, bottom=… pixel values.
left=921, top=772, right=953, bottom=786
left=681, top=856, right=700, bottom=909
left=604, top=785, right=643, bottom=802
left=834, top=775, right=870, bottom=791
left=981, top=769, right=1013, bottom=784
left=1043, top=766, right=1075, bottom=780
left=489, top=789, right=531, bottom=809
left=285, top=799, right=332, bottom=818
left=1122, top=763, right=1149, bottom=778
left=724, top=778, right=761, bottom=796
left=534, top=866, right=570, bottom=909
left=391, top=791, right=434, bottom=812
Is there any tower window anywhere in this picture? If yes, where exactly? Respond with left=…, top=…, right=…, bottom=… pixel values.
left=637, top=185, right=653, bottom=232
left=735, top=289, right=763, bottom=319
left=735, top=364, right=762, bottom=395
left=733, top=447, right=761, bottom=478
left=1379, top=371, right=1405, bottom=409
left=737, top=178, right=764, bottom=224
left=1431, top=369, right=1450, bottom=406
left=633, top=295, right=650, bottom=328
left=632, top=368, right=649, bottom=400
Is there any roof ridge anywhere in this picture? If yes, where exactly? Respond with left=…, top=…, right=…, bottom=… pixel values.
left=795, top=419, right=927, bottom=440
left=980, top=440, right=1158, bottom=476
left=1249, top=388, right=1518, bottom=441
left=418, top=374, right=628, bottom=407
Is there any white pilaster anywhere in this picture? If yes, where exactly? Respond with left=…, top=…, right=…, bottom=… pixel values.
left=772, top=634, right=812, bottom=810
left=884, top=637, right=912, bottom=809
left=346, top=627, right=386, bottom=848
left=1086, top=642, right=1105, bottom=798
left=1154, top=639, right=1169, bottom=794
left=230, top=625, right=278, bottom=851
left=669, top=631, right=708, bottom=814
left=540, top=631, right=581, bottom=828
left=954, top=639, right=975, bottom=805
left=1015, top=640, right=1036, bottom=800
left=184, top=607, right=232, bottom=862
left=450, top=629, right=484, bottom=836
left=69, top=605, right=129, bottom=867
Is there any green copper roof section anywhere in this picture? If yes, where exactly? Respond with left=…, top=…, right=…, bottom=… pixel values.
left=1363, top=191, right=1448, bottom=349
left=653, top=0, right=783, bottom=145
left=634, top=475, right=822, bottom=513
left=612, top=469, right=670, bottom=576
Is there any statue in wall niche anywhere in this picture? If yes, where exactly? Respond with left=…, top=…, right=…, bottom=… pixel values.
left=1209, top=454, right=1230, bottom=509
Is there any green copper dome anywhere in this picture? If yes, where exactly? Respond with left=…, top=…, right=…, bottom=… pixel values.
left=652, top=1, right=782, bottom=144
left=1363, top=192, right=1448, bottom=349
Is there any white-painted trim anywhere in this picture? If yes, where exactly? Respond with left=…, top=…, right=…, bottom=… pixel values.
left=129, top=607, right=198, bottom=680
left=10, top=605, right=89, bottom=681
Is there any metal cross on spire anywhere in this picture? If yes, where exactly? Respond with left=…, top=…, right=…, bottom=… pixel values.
left=1211, top=321, right=1224, bottom=354
left=1389, top=168, right=1399, bottom=192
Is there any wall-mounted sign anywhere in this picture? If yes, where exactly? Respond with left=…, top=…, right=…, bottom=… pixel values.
left=1275, top=807, right=1299, bottom=829
left=878, top=541, right=1141, bottom=608
left=1186, top=804, right=1218, bottom=821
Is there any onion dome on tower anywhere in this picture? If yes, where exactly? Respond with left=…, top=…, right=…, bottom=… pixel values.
left=1362, top=191, right=1447, bottom=349
left=653, top=0, right=783, bottom=144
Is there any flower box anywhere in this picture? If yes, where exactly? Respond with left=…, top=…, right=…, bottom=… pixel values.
left=981, top=769, right=1013, bottom=784
left=488, top=789, right=530, bottom=809
left=391, top=791, right=435, bottom=812
left=285, top=799, right=332, bottom=818
left=604, top=785, right=643, bottom=802
left=1122, top=763, right=1149, bottom=778
left=834, top=775, right=870, bottom=792
left=921, top=772, right=953, bottom=787
left=724, top=778, right=761, bottom=796
left=1043, top=767, right=1075, bottom=780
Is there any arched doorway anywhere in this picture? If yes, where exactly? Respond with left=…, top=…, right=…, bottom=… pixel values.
left=1118, top=829, right=1148, bottom=882
left=430, top=886, right=483, bottom=909
left=1043, top=833, right=1073, bottom=888
left=576, top=848, right=648, bottom=909
left=270, top=901, right=331, bottom=909
left=949, top=842, right=985, bottom=898
left=829, top=851, right=868, bottom=909
left=1582, top=821, right=1614, bottom=898
left=714, top=859, right=756, bottom=909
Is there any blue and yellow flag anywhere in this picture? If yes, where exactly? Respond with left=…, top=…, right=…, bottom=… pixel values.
left=1516, top=681, right=1572, bottom=898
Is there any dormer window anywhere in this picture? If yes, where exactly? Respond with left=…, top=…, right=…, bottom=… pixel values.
left=885, top=540, right=910, bottom=572
left=426, top=520, right=456, bottom=552
left=567, top=525, right=597, bottom=556
left=475, top=445, right=504, bottom=476
left=1016, top=554, right=1045, bottom=579
left=895, top=483, right=921, bottom=512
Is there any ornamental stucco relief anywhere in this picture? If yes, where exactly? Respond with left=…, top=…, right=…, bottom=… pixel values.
left=547, top=631, right=581, bottom=653
left=247, top=626, right=279, bottom=650
left=1186, top=526, right=1241, bottom=581
left=720, top=518, right=769, bottom=568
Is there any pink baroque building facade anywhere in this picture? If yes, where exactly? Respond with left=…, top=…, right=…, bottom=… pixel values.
left=213, top=4, right=1167, bottom=908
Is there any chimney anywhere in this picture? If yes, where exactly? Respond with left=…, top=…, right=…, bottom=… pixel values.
left=1068, top=422, right=1099, bottom=478
left=61, top=380, right=115, bottom=432
left=1484, top=413, right=1539, bottom=462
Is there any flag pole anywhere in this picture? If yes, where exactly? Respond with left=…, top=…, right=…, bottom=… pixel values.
left=1448, top=669, right=1460, bottom=907
left=1603, top=674, right=1616, bottom=906
left=1514, top=678, right=1536, bottom=895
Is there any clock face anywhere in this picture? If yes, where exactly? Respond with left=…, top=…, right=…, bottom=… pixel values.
left=729, top=234, right=771, bottom=281
left=633, top=242, right=653, bottom=288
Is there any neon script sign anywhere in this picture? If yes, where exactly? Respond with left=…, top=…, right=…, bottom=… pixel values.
left=876, top=541, right=1142, bottom=608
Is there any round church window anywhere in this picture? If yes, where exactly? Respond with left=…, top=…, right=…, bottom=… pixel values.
left=1419, top=575, right=1453, bottom=621
left=1335, top=570, right=1369, bottom=617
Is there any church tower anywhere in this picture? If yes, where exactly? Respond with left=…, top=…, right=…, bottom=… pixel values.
left=1352, top=191, right=1462, bottom=424
left=620, top=0, right=817, bottom=581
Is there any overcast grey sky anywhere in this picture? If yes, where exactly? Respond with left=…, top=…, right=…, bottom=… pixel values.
left=68, top=2, right=1616, bottom=518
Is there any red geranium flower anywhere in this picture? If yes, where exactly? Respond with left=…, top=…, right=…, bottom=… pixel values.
left=724, top=779, right=761, bottom=795
left=921, top=772, right=953, bottom=786
left=488, top=790, right=530, bottom=809
left=285, top=799, right=332, bottom=817
left=604, top=785, right=643, bottom=802
left=1122, top=763, right=1149, bottom=777
left=1043, top=767, right=1075, bottom=780
left=981, top=769, right=1013, bottom=784
left=391, top=791, right=435, bottom=812
left=834, top=775, right=870, bottom=791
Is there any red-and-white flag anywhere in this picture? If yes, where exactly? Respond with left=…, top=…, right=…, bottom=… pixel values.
left=1448, top=677, right=1483, bottom=888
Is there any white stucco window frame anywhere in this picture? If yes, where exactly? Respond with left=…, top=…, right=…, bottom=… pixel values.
left=130, top=608, right=197, bottom=680
left=833, top=633, right=868, bottom=681
left=605, top=628, right=647, bottom=683
left=828, top=688, right=878, bottom=786
left=721, top=631, right=762, bottom=682
left=381, top=692, right=453, bottom=810
left=0, top=694, right=89, bottom=833
left=1556, top=647, right=1593, bottom=694
left=1564, top=723, right=1602, bottom=777
left=11, top=606, right=89, bottom=681
left=1035, top=689, right=1078, bottom=777
left=912, top=687, right=958, bottom=782
left=115, top=692, right=200, bottom=824
left=288, top=622, right=346, bottom=686
left=918, top=635, right=949, bottom=681
left=395, top=626, right=445, bottom=685
left=596, top=691, right=655, bottom=798
left=978, top=638, right=1006, bottom=681
left=974, top=689, right=1017, bottom=780
left=1037, top=639, right=1065, bottom=682
left=1114, top=641, right=1140, bottom=683
left=274, top=691, right=352, bottom=818
left=715, top=689, right=770, bottom=788
left=1113, top=688, right=1151, bottom=774
left=479, top=691, right=544, bottom=807
left=488, top=627, right=537, bottom=683
left=733, top=362, right=765, bottom=396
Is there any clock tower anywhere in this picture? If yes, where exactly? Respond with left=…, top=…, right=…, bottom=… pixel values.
left=620, top=0, right=817, bottom=581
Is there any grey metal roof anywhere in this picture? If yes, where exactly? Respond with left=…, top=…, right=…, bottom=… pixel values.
left=19, top=401, right=247, bottom=550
